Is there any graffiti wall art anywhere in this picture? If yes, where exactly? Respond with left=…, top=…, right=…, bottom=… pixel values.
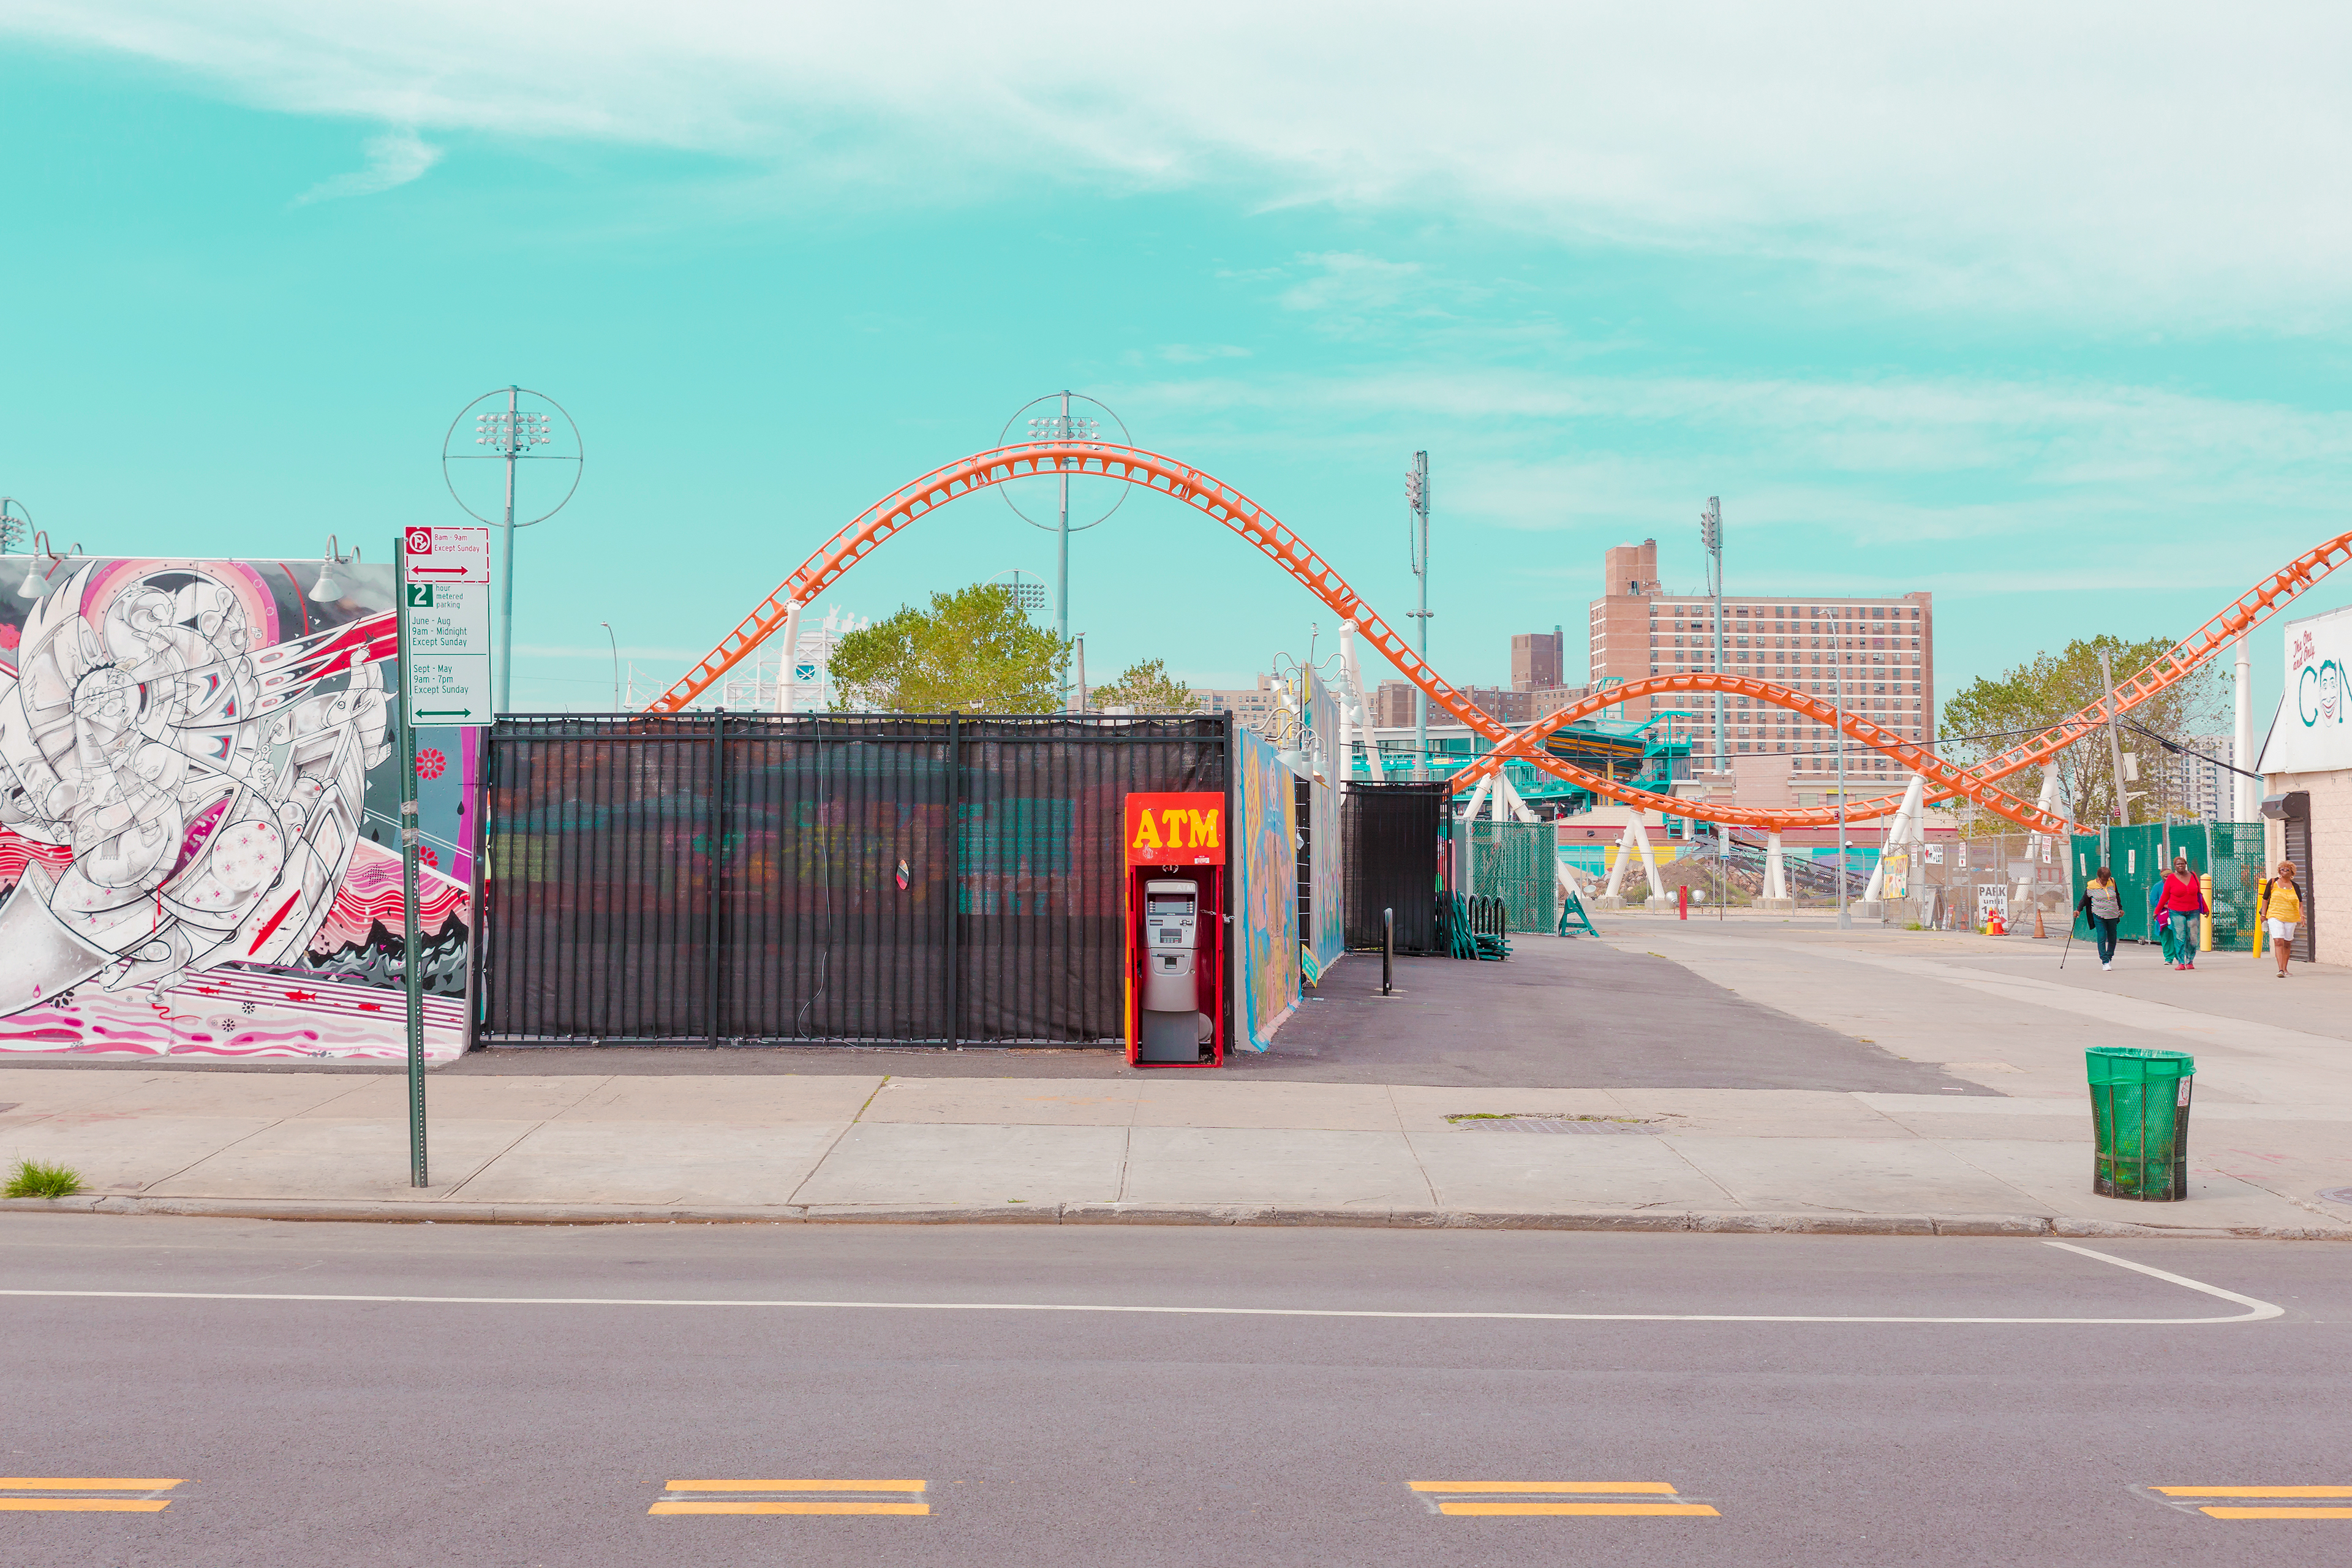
left=0, top=554, right=473, bottom=1061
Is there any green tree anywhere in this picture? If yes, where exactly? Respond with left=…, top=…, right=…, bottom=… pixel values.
left=1088, top=658, right=1202, bottom=714
left=1939, top=634, right=2225, bottom=829
left=827, top=582, right=1071, bottom=714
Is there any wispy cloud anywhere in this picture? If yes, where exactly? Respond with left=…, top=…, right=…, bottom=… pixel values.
left=13, top=2, right=2352, bottom=326
left=292, top=127, right=439, bottom=205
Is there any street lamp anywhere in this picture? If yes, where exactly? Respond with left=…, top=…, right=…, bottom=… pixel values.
left=311, top=535, right=361, bottom=603
left=442, top=385, right=584, bottom=715
left=1000, top=391, right=1129, bottom=705
left=601, top=621, right=620, bottom=711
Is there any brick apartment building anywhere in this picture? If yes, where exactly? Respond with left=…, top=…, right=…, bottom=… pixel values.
left=1373, top=680, right=1536, bottom=726
left=1587, top=538, right=1934, bottom=785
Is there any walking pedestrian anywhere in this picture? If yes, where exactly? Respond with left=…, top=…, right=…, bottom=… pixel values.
left=2261, top=861, right=2304, bottom=979
left=2155, top=854, right=2209, bottom=970
left=2076, top=865, right=2123, bottom=971
left=2147, top=873, right=2174, bottom=965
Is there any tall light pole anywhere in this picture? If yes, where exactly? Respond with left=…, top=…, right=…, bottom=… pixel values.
left=2097, top=645, right=2132, bottom=827
left=442, top=386, right=584, bottom=715
left=601, top=622, right=620, bottom=711
left=1406, top=452, right=1432, bottom=779
left=1003, top=392, right=1128, bottom=704
left=1836, top=650, right=1850, bottom=929
left=1700, top=497, right=1725, bottom=775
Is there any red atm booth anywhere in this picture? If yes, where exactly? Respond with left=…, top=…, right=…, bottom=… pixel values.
left=1123, top=791, right=1227, bottom=1068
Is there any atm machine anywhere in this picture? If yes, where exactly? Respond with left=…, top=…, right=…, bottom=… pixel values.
left=1139, top=878, right=1205, bottom=1063
left=1123, top=791, right=1227, bottom=1068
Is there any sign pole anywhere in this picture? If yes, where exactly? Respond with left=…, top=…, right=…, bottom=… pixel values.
left=396, top=546, right=429, bottom=1188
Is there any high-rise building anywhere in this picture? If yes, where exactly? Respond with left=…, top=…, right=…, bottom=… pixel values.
left=1511, top=631, right=1564, bottom=692
left=1586, top=537, right=1935, bottom=789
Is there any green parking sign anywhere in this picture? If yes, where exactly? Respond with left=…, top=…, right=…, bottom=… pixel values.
left=405, top=582, right=436, bottom=608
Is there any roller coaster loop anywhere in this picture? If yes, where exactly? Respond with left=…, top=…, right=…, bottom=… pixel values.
left=649, top=442, right=2343, bottom=833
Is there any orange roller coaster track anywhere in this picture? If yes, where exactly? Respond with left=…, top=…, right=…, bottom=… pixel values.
left=652, top=442, right=2345, bottom=833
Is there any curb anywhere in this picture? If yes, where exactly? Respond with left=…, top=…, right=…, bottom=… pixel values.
left=1, top=1194, right=2343, bottom=1240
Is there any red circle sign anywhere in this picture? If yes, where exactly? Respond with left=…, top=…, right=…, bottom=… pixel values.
left=405, top=527, right=432, bottom=555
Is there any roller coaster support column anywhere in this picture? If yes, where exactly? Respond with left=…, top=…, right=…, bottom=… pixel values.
left=775, top=600, right=803, bottom=711
left=1601, top=815, right=1665, bottom=904
left=1863, top=774, right=1928, bottom=902
left=1337, top=621, right=1371, bottom=779
left=1764, top=831, right=1789, bottom=902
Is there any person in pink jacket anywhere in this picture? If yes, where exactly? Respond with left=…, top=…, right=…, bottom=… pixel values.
left=2154, top=854, right=2210, bottom=971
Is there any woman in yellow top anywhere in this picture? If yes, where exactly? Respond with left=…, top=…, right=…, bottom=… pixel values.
left=2263, top=861, right=2304, bottom=978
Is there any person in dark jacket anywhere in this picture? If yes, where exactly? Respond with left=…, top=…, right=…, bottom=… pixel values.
left=2076, top=865, right=2123, bottom=970
left=2155, top=854, right=2210, bottom=970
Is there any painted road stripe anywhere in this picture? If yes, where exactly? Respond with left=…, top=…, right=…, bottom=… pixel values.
left=651, top=1480, right=929, bottom=1517
left=0, top=1479, right=182, bottom=1512
left=1411, top=1482, right=1719, bottom=1518
left=2146, top=1485, right=2352, bottom=1520
left=665, top=1479, right=926, bottom=1491
left=0, top=1242, right=2285, bottom=1325
left=1411, top=1481, right=1678, bottom=1494
left=2154, top=1495, right=2352, bottom=1504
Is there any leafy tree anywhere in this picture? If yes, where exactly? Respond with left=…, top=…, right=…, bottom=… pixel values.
left=828, top=582, right=1071, bottom=714
left=1088, top=658, right=1202, bottom=714
left=1939, top=635, right=2225, bottom=829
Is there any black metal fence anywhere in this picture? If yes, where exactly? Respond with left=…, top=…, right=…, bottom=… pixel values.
left=480, top=713, right=1229, bottom=1044
left=1343, top=782, right=1447, bottom=954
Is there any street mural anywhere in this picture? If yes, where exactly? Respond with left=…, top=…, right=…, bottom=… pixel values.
left=1234, top=724, right=1299, bottom=1050
left=0, top=556, right=472, bottom=1060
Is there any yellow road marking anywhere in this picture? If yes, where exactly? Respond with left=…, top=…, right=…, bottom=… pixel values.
left=0, top=1499, right=173, bottom=1512
left=0, top=1479, right=183, bottom=1490
left=1411, top=1481, right=1678, bottom=1494
left=1438, top=1502, right=1719, bottom=1517
left=664, top=1479, right=925, bottom=1491
left=650, top=1501, right=929, bottom=1515
left=2199, top=1507, right=2352, bottom=1520
left=2153, top=1486, right=2352, bottom=1498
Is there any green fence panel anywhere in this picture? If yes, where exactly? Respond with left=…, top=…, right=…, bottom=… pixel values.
left=1467, top=820, right=1558, bottom=935
left=2108, top=824, right=2162, bottom=942
left=2207, top=821, right=2266, bottom=954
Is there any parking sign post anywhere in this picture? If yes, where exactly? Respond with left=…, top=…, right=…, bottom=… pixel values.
left=395, top=526, right=493, bottom=1188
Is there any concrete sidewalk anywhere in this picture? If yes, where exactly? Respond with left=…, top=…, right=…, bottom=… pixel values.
left=4, top=919, right=2348, bottom=1238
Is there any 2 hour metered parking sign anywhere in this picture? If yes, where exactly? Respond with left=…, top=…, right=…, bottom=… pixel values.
left=399, top=526, right=492, bottom=727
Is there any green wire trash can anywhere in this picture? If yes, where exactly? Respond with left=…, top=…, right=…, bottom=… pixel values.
left=2086, top=1047, right=2195, bottom=1200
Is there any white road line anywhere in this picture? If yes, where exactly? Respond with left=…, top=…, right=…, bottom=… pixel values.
left=0, top=1242, right=2283, bottom=1325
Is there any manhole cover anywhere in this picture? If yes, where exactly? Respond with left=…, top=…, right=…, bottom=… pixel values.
left=1447, top=1114, right=1660, bottom=1136
left=2318, top=1186, right=2352, bottom=1205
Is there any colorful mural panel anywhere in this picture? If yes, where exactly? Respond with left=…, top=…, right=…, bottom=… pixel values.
left=0, top=554, right=473, bottom=1061
left=1233, top=724, right=1299, bottom=1051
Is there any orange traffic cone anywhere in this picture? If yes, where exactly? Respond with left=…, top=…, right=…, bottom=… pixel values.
left=1988, top=908, right=2007, bottom=937
left=2034, top=905, right=2048, bottom=940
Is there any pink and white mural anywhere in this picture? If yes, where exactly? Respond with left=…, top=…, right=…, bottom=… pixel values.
left=0, top=554, right=473, bottom=1061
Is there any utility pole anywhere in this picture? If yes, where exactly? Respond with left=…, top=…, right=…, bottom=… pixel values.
left=1406, top=452, right=1433, bottom=780
left=2233, top=637, right=2255, bottom=820
left=2097, top=646, right=2131, bottom=827
left=1700, top=498, right=1725, bottom=775
left=1836, top=653, right=1850, bottom=930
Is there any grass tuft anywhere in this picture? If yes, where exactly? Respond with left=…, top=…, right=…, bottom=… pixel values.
left=6, top=1158, right=83, bottom=1199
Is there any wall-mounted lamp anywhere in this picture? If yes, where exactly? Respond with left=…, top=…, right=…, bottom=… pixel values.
left=311, top=535, right=361, bottom=603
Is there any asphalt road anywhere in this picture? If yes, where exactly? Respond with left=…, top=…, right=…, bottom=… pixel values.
left=2, top=1216, right=2343, bottom=1567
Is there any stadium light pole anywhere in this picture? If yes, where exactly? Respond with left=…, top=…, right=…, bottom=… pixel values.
left=442, top=385, right=584, bottom=715
left=0, top=497, right=29, bottom=554
left=1836, top=648, right=1851, bottom=930
left=1406, top=453, right=1432, bottom=779
left=1700, top=498, right=1725, bottom=776
left=1005, top=393, right=1126, bottom=706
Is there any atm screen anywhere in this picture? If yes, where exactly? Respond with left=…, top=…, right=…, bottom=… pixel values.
left=1147, top=896, right=1194, bottom=916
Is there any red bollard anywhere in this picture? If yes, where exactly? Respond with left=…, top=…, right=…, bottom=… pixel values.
left=1678, top=884, right=1689, bottom=920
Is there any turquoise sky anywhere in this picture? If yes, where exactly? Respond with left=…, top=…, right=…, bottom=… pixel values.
left=3, top=7, right=2348, bottom=726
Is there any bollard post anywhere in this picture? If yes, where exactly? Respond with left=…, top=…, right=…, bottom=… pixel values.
left=1678, top=883, right=1689, bottom=920
left=1382, top=907, right=1394, bottom=995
